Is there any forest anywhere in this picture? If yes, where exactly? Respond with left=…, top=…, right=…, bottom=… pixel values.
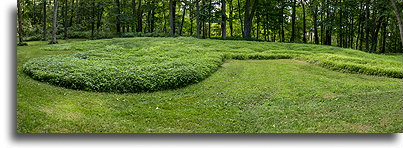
left=17, top=0, right=403, bottom=53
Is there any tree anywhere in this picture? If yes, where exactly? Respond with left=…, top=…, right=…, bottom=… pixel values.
left=391, top=0, right=403, bottom=52
left=243, top=0, right=257, bottom=39
left=69, top=0, right=75, bottom=27
left=43, top=0, right=47, bottom=41
left=179, top=1, right=186, bottom=36
left=222, top=0, right=227, bottom=39
left=208, top=0, right=212, bottom=38
left=17, top=0, right=27, bottom=46
left=63, top=0, right=68, bottom=39
left=337, top=0, right=342, bottom=47
left=196, top=0, right=201, bottom=38
left=228, top=0, right=234, bottom=36
left=311, top=0, right=319, bottom=44
left=370, top=3, right=386, bottom=53
left=136, top=0, right=143, bottom=32
left=380, top=15, right=390, bottom=53
left=169, top=0, right=176, bottom=37
left=237, top=0, right=244, bottom=36
left=17, top=0, right=403, bottom=53
left=364, top=0, right=370, bottom=50
left=280, top=0, right=285, bottom=42
left=50, top=0, right=59, bottom=44
left=132, top=0, right=136, bottom=32
left=290, top=0, right=296, bottom=42
left=301, top=0, right=307, bottom=43
left=189, top=0, right=194, bottom=36
left=116, top=0, right=121, bottom=33
left=91, top=0, right=96, bottom=39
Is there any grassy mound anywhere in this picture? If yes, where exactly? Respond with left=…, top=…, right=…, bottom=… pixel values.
left=23, top=47, right=223, bottom=93
left=23, top=37, right=402, bottom=93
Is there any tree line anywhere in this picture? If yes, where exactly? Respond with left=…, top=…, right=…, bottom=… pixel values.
left=17, top=0, right=403, bottom=53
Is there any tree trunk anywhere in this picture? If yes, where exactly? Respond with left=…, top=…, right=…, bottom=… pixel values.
left=243, top=0, right=257, bottom=39
left=116, top=0, right=121, bottom=33
left=355, top=15, right=362, bottom=49
left=222, top=0, right=227, bottom=39
left=190, top=0, right=194, bottom=36
left=365, top=1, right=370, bottom=51
left=202, top=0, right=206, bottom=38
left=229, top=0, right=234, bottom=37
left=17, top=0, right=26, bottom=45
left=50, top=0, right=58, bottom=44
left=163, top=12, right=167, bottom=33
left=280, top=0, right=285, bottom=42
left=391, top=0, right=403, bottom=52
left=325, top=3, right=332, bottom=45
left=146, top=6, right=151, bottom=32
left=76, top=0, right=81, bottom=24
left=338, top=0, right=342, bottom=47
left=320, top=3, right=324, bottom=44
left=91, top=1, right=95, bottom=39
left=179, top=3, right=186, bottom=36
left=256, top=19, right=259, bottom=39
left=264, top=15, right=267, bottom=41
left=96, top=6, right=103, bottom=32
left=63, top=0, right=68, bottom=39
left=290, top=0, right=296, bottom=42
left=196, top=0, right=201, bottom=38
left=371, top=11, right=384, bottom=53
left=43, top=0, right=47, bottom=41
left=150, top=3, right=156, bottom=32
left=208, top=0, right=212, bottom=38
left=136, top=0, right=143, bottom=32
left=69, top=0, right=74, bottom=27
left=202, top=20, right=205, bottom=38
left=132, top=0, right=136, bottom=32
left=169, top=0, right=176, bottom=37
left=301, top=0, right=306, bottom=43
left=380, top=15, right=389, bottom=53
left=313, top=4, right=319, bottom=44
left=349, top=14, right=354, bottom=48
left=122, top=0, right=126, bottom=33
left=237, top=0, right=244, bottom=36
left=359, top=21, right=364, bottom=50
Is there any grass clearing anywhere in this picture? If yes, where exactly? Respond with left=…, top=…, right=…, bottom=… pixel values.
left=17, top=38, right=402, bottom=133
left=23, top=37, right=402, bottom=93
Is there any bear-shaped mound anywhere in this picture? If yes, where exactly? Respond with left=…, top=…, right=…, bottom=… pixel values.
left=23, top=47, right=224, bottom=93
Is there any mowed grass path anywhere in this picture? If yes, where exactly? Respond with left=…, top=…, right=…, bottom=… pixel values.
left=18, top=39, right=402, bottom=133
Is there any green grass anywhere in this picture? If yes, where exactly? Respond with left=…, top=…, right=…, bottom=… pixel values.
left=23, top=37, right=403, bottom=93
left=17, top=38, right=402, bottom=133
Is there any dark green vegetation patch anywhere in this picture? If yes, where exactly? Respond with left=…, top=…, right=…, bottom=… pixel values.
left=23, top=37, right=402, bottom=93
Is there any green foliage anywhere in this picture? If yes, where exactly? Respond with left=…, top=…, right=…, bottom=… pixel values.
left=24, top=38, right=224, bottom=93
left=23, top=37, right=402, bottom=93
left=305, top=54, right=402, bottom=78
left=17, top=39, right=403, bottom=133
left=119, top=32, right=170, bottom=37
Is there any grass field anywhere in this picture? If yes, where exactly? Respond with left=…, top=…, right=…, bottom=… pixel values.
left=23, top=37, right=402, bottom=93
left=17, top=38, right=403, bottom=133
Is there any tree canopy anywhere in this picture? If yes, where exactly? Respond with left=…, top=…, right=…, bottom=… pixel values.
left=17, top=0, right=403, bottom=53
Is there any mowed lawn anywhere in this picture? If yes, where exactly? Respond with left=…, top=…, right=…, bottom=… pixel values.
left=17, top=39, right=402, bottom=133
